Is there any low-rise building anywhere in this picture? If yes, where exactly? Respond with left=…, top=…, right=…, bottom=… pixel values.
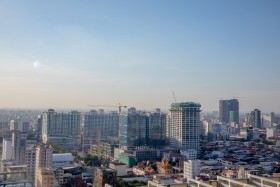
left=94, top=168, right=117, bottom=187
left=109, top=162, right=127, bottom=177
left=54, top=165, right=83, bottom=185
left=52, top=153, right=74, bottom=169
left=118, top=153, right=136, bottom=167
left=184, top=160, right=200, bottom=179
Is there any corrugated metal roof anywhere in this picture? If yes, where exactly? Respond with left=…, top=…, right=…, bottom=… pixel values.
left=52, top=153, right=74, bottom=162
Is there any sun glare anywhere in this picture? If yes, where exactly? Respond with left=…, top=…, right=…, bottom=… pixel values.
left=33, top=61, right=40, bottom=68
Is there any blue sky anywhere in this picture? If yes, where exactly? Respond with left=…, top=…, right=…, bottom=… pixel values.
left=0, top=1, right=279, bottom=112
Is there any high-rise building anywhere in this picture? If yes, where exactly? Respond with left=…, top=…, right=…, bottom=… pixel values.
left=37, top=115, right=43, bottom=141
left=250, top=109, right=261, bottom=128
left=42, top=109, right=81, bottom=149
left=10, top=120, right=29, bottom=132
left=147, top=109, right=167, bottom=148
left=170, top=102, right=201, bottom=152
left=12, top=131, right=27, bottom=165
left=219, top=99, right=239, bottom=124
left=166, top=112, right=171, bottom=145
left=0, top=122, right=10, bottom=140
left=262, top=113, right=275, bottom=128
left=119, top=108, right=147, bottom=149
left=84, top=110, right=119, bottom=146
left=34, top=144, right=54, bottom=187
left=35, top=144, right=53, bottom=169
left=35, top=168, right=54, bottom=187
left=25, top=145, right=36, bottom=181
left=2, top=138, right=12, bottom=160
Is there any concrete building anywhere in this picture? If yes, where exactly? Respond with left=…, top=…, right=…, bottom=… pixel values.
left=250, top=109, right=261, bottom=128
left=34, top=144, right=54, bottom=187
left=35, top=168, right=54, bottom=187
left=0, top=122, right=11, bottom=140
left=10, top=120, right=30, bottom=132
left=84, top=110, right=119, bottom=146
left=91, top=141, right=118, bottom=161
left=2, top=138, right=12, bottom=160
left=216, top=175, right=280, bottom=187
left=94, top=168, right=117, bottom=187
left=119, top=108, right=147, bottom=149
left=42, top=109, right=81, bottom=149
left=52, top=153, right=74, bottom=169
left=6, top=165, right=28, bottom=181
left=184, top=160, right=200, bottom=179
left=25, top=145, right=36, bottom=181
left=118, top=152, right=136, bottom=167
left=54, top=165, right=83, bottom=185
left=219, top=99, right=239, bottom=124
left=35, top=144, right=53, bottom=169
left=37, top=115, right=43, bottom=141
left=266, top=128, right=277, bottom=138
left=12, top=131, right=27, bottom=165
left=262, top=113, right=275, bottom=128
left=109, top=162, right=127, bottom=176
left=147, top=109, right=167, bottom=148
left=170, top=102, right=201, bottom=152
left=166, top=112, right=171, bottom=145
left=180, top=150, right=197, bottom=160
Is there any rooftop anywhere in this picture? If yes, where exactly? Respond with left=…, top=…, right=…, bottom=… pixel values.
left=52, top=153, right=74, bottom=162
left=171, top=102, right=201, bottom=108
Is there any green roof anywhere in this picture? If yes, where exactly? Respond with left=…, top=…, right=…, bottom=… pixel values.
left=171, top=102, right=201, bottom=108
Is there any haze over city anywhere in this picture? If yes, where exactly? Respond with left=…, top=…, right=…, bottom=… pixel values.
left=0, top=1, right=279, bottom=112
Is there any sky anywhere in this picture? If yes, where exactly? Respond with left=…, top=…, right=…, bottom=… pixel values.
left=0, top=1, right=279, bottom=113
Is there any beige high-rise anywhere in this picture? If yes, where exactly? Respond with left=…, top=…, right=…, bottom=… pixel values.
left=34, top=144, right=53, bottom=187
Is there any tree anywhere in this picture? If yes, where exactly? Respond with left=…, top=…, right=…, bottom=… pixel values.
left=83, top=154, right=101, bottom=167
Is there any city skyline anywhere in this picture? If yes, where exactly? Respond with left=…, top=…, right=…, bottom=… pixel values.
left=0, top=1, right=279, bottom=113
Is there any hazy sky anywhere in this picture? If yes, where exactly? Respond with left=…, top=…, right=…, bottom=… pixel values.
left=0, top=1, right=279, bottom=113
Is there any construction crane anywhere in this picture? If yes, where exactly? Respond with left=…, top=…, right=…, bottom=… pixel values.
left=81, top=131, right=85, bottom=158
left=88, top=103, right=127, bottom=116
left=172, top=91, right=177, bottom=103
left=87, top=103, right=127, bottom=152
left=81, top=123, right=93, bottom=158
left=97, top=128, right=101, bottom=159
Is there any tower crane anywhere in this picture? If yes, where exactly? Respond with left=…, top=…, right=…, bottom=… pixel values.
left=88, top=103, right=127, bottom=116
left=97, top=128, right=101, bottom=159
left=172, top=91, right=177, bottom=103
left=87, top=103, right=127, bottom=154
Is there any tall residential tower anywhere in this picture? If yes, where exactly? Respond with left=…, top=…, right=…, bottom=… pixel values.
left=42, top=109, right=81, bottom=149
left=170, top=102, right=201, bottom=152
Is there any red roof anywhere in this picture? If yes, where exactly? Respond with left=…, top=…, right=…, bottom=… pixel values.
left=110, top=162, right=126, bottom=166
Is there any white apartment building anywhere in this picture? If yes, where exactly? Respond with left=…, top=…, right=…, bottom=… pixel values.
left=184, top=160, right=200, bottom=179
left=262, top=113, right=274, bottom=128
left=266, top=128, right=277, bottom=138
left=2, top=139, right=12, bottom=160
left=42, top=109, right=81, bottom=149
left=170, top=102, right=201, bottom=152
